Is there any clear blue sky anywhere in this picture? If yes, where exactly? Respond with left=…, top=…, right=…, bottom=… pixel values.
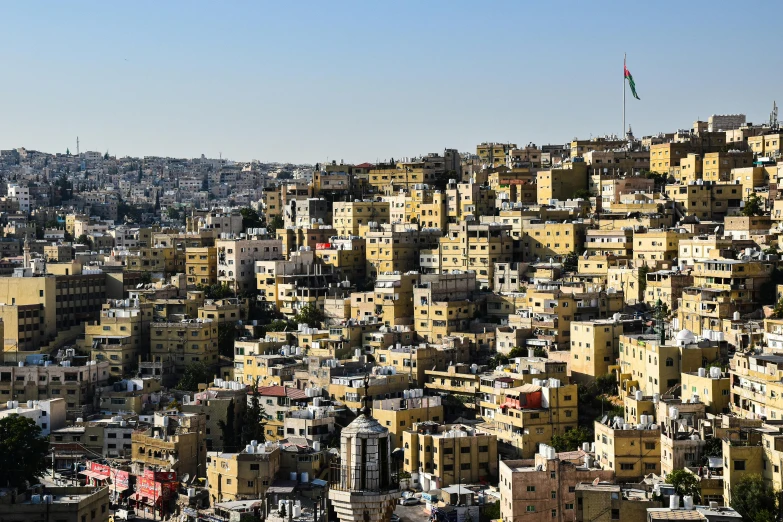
left=1, top=1, right=780, bottom=164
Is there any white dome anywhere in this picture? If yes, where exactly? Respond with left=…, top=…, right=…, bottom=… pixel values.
left=675, top=329, right=697, bottom=344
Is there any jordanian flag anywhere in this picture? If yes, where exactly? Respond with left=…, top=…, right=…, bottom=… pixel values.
left=624, top=61, right=640, bottom=100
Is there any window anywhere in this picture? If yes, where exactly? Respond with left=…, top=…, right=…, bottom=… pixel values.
left=734, top=460, right=746, bottom=471
left=551, top=491, right=557, bottom=499
left=552, top=510, right=557, bottom=518
left=526, top=506, right=536, bottom=513
left=611, top=509, right=620, bottom=520
left=527, top=486, right=536, bottom=492
left=620, top=463, right=635, bottom=470
left=645, top=442, right=656, bottom=450
left=665, top=357, right=673, bottom=367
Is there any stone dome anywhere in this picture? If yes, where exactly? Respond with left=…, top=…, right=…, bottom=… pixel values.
left=343, top=413, right=388, bottom=436
left=675, top=329, right=697, bottom=344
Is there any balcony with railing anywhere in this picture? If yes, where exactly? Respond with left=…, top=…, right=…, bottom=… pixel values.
left=329, top=464, right=400, bottom=493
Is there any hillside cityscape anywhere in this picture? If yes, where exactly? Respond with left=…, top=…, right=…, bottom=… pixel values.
left=0, top=108, right=782, bottom=522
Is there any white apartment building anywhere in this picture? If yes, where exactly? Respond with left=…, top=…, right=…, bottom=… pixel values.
left=217, top=237, right=285, bottom=293
left=8, top=184, right=30, bottom=212
left=0, top=397, right=66, bottom=435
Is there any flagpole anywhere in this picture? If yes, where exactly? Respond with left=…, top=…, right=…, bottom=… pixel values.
left=623, top=53, right=626, bottom=141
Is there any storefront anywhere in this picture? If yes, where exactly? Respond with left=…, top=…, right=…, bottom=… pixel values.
left=130, top=469, right=178, bottom=518
left=80, top=461, right=111, bottom=488
left=81, top=461, right=133, bottom=504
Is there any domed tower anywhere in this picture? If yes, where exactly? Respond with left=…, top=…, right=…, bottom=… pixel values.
left=329, top=375, right=400, bottom=522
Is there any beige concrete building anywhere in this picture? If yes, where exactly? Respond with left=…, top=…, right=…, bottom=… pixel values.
left=575, top=483, right=661, bottom=522
left=478, top=380, right=578, bottom=458
left=81, top=299, right=153, bottom=377
left=499, top=446, right=614, bottom=522
left=403, top=422, right=498, bottom=491
left=150, top=319, right=219, bottom=372
left=206, top=443, right=281, bottom=503
left=186, top=246, right=218, bottom=287
left=536, top=163, right=588, bottom=204
left=570, top=319, right=627, bottom=384
left=681, top=368, right=730, bottom=415
left=593, top=420, right=661, bottom=481
left=372, top=394, right=444, bottom=448
left=437, top=221, right=513, bottom=290
left=131, top=411, right=207, bottom=480
left=0, top=486, right=110, bottom=522
left=332, top=200, right=391, bottom=236
left=216, top=237, right=283, bottom=293
left=617, top=332, right=720, bottom=397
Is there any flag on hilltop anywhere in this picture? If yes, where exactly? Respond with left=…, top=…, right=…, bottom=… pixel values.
left=624, top=59, right=640, bottom=100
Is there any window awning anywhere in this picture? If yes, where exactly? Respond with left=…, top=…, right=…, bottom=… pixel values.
left=80, top=470, right=109, bottom=480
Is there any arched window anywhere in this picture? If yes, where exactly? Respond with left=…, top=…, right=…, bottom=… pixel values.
left=665, top=357, right=674, bottom=367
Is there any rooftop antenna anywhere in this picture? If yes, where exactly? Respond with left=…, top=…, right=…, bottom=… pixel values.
left=771, top=101, right=779, bottom=130
left=76, top=136, right=80, bottom=156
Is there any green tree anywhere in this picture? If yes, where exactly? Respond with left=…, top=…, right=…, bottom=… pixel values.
left=742, top=193, right=765, bottom=217
left=266, top=215, right=284, bottom=234
left=730, top=473, right=777, bottom=522
left=176, top=361, right=211, bottom=392
left=241, top=378, right=267, bottom=445
left=488, top=352, right=509, bottom=368
left=294, top=304, right=325, bottom=327
left=480, top=501, right=501, bottom=522
left=76, top=234, right=93, bottom=248
left=573, top=189, right=591, bottom=199
left=638, top=265, right=650, bottom=294
left=218, top=322, right=239, bottom=358
left=771, top=298, right=783, bottom=319
left=551, top=426, right=592, bottom=452
left=700, top=437, right=722, bottom=465
left=167, top=206, right=182, bottom=221
left=217, top=399, right=237, bottom=452
left=666, top=469, right=700, bottom=501
left=643, top=170, right=667, bottom=190
left=196, top=283, right=235, bottom=300
left=506, top=346, right=526, bottom=358
left=0, top=415, right=50, bottom=488
left=266, top=319, right=293, bottom=332
left=240, top=208, right=263, bottom=231
left=563, top=251, right=579, bottom=272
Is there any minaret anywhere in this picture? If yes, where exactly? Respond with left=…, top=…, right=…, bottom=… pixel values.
left=329, top=374, right=400, bottom=522
left=23, top=237, right=30, bottom=268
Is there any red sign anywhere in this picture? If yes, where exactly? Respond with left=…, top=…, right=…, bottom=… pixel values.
left=113, top=469, right=130, bottom=490
left=89, top=461, right=112, bottom=478
left=138, top=477, right=162, bottom=499
left=143, top=469, right=177, bottom=482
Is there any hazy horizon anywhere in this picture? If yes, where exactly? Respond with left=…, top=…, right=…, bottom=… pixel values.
left=2, top=1, right=780, bottom=164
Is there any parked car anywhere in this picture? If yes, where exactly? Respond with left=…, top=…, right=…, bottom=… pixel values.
left=391, top=515, right=401, bottom=522
left=115, top=509, right=135, bottom=521
left=399, top=497, right=419, bottom=506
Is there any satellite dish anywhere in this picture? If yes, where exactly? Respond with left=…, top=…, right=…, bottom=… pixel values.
left=181, top=473, right=190, bottom=484
left=592, top=477, right=600, bottom=486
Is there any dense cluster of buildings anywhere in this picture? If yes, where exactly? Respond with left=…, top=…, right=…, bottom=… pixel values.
left=0, top=111, right=780, bottom=521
